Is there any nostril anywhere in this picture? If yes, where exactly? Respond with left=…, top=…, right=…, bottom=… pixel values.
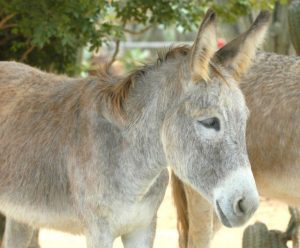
left=234, top=198, right=246, bottom=216
left=238, top=198, right=245, bottom=213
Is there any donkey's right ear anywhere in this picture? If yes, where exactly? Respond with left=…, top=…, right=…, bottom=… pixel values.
left=190, top=9, right=217, bottom=83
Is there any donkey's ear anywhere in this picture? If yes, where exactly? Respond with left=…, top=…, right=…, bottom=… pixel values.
left=212, top=11, right=270, bottom=81
left=190, top=9, right=217, bottom=82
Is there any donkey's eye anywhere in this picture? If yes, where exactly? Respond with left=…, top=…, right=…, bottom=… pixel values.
left=198, top=117, right=220, bottom=131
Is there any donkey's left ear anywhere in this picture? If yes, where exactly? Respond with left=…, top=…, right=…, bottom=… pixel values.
left=212, top=11, right=270, bottom=81
left=190, top=9, right=217, bottom=82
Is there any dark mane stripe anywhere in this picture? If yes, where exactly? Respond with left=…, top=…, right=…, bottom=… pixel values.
left=97, top=45, right=191, bottom=118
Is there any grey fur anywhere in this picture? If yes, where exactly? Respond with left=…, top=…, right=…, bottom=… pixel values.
left=0, top=10, right=269, bottom=248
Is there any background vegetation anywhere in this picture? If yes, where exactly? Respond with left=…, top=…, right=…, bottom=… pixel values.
left=0, top=0, right=295, bottom=75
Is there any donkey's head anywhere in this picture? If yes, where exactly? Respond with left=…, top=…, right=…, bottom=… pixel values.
left=162, top=10, right=270, bottom=227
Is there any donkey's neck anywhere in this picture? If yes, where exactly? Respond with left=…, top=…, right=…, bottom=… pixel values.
left=92, top=59, right=185, bottom=198
left=125, top=61, right=184, bottom=124
left=121, top=61, right=184, bottom=177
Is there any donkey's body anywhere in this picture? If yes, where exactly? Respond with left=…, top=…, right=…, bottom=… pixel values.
left=0, top=10, right=270, bottom=248
left=246, top=53, right=300, bottom=204
left=172, top=51, right=300, bottom=248
left=0, top=61, right=169, bottom=246
left=0, top=63, right=82, bottom=234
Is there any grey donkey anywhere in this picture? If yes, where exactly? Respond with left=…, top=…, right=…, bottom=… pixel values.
left=0, top=10, right=269, bottom=248
left=172, top=51, right=300, bottom=248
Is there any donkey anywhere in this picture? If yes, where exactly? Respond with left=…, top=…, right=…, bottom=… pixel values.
left=0, top=10, right=269, bottom=248
left=172, top=51, right=300, bottom=248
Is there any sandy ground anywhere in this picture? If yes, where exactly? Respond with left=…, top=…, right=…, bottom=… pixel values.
left=38, top=183, right=292, bottom=248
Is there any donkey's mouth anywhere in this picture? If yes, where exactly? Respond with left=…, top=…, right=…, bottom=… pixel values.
left=216, top=200, right=232, bottom=227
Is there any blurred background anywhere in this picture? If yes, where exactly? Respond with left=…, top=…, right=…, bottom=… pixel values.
left=0, top=0, right=299, bottom=76
left=0, top=0, right=300, bottom=247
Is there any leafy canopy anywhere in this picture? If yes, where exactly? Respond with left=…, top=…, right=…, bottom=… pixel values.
left=0, top=0, right=276, bottom=74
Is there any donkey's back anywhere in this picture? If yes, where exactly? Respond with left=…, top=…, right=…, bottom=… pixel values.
left=242, top=52, right=300, bottom=204
left=0, top=62, right=82, bottom=232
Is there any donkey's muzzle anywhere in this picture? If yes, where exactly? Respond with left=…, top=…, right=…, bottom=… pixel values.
left=216, top=200, right=232, bottom=227
left=213, top=167, right=259, bottom=227
left=215, top=194, right=259, bottom=227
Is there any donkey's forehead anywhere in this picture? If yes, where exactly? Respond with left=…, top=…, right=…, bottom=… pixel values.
left=185, top=81, right=247, bottom=116
left=220, top=84, right=247, bottom=110
left=219, top=84, right=249, bottom=121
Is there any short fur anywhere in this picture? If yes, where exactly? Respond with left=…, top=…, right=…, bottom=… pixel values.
left=0, top=10, right=269, bottom=248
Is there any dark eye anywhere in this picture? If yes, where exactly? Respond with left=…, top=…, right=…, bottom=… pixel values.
left=198, top=117, right=220, bottom=131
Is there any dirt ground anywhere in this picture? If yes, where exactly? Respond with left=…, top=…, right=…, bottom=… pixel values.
left=38, top=183, right=292, bottom=248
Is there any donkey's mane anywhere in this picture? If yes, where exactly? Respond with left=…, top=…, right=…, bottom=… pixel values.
left=96, top=45, right=191, bottom=118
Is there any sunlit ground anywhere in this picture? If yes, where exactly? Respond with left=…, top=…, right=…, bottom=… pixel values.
left=38, top=184, right=291, bottom=248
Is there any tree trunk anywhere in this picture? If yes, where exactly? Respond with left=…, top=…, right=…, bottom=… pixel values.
left=264, top=1, right=291, bottom=55
left=288, top=0, right=300, bottom=55
left=0, top=214, right=5, bottom=243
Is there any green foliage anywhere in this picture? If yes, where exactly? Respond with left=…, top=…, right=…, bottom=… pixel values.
left=120, top=48, right=150, bottom=72
left=0, top=0, right=121, bottom=74
left=113, top=0, right=208, bottom=32
left=0, top=0, right=207, bottom=74
left=211, top=0, right=276, bottom=22
left=0, top=0, right=282, bottom=75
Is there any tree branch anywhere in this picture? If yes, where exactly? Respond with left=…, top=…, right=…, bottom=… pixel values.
left=107, top=39, right=120, bottom=68
left=0, top=35, right=12, bottom=46
left=123, top=25, right=152, bottom=35
left=1, top=23, right=17, bottom=29
left=20, top=45, right=35, bottom=62
left=107, top=21, right=128, bottom=69
left=0, top=13, right=16, bottom=29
